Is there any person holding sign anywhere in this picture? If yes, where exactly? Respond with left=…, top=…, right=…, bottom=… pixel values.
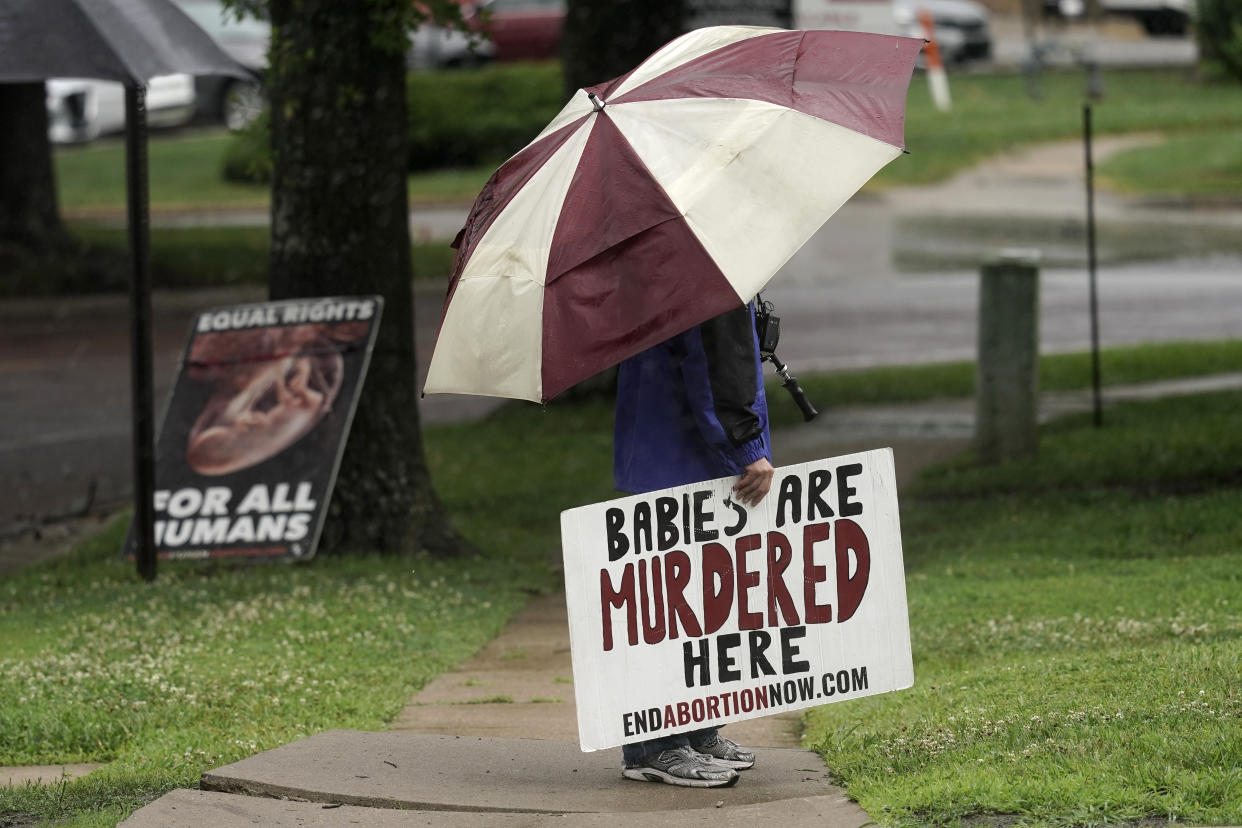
left=612, top=302, right=774, bottom=788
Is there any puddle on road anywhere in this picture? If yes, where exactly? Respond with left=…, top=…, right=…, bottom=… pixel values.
left=894, top=214, right=1242, bottom=272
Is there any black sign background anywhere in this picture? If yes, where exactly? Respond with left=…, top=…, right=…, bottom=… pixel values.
left=123, top=296, right=382, bottom=564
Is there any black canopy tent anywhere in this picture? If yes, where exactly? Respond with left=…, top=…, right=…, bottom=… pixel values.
left=0, top=0, right=251, bottom=580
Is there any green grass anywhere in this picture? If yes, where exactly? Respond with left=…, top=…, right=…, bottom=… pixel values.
left=880, top=68, right=1242, bottom=188
left=0, top=399, right=613, bottom=826
left=54, top=130, right=494, bottom=215
left=405, top=166, right=494, bottom=205
left=802, top=391, right=1242, bottom=826
left=766, top=339, right=1242, bottom=427
left=55, top=131, right=269, bottom=212
left=1099, top=126, right=1242, bottom=200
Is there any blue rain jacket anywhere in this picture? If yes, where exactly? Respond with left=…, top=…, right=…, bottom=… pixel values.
left=614, top=304, right=771, bottom=495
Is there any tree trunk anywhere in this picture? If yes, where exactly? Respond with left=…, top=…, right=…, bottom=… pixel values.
left=266, top=0, right=465, bottom=557
left=0, top=83, right=66, bottom=249
left=562, top=0, right=686, bottom=98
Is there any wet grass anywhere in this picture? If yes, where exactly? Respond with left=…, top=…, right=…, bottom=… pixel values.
left=802, top=390, right=1242, bottom=826
left=54, top=129, right=492, bottom=214
left=880, top=68, right=1242, bottom=188
left=0, top=396, right=612, bottom=826
left=0, top=528, right=560, bottom=822
left=54, top=131, right=267, bottom=213
left=1099, top=127, right=1242, bottom=201
left=766, top=339, right=1242, bottom=428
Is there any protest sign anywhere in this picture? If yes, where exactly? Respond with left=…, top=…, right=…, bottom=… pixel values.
left=124, top=296, right=382, bottom=564
left=560, top=449, right=912, bottom=752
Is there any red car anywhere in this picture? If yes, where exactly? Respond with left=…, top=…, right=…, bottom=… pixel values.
left=469, top=0, right=565, bottom=62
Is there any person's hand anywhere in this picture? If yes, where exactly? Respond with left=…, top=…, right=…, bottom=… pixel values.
left=734, top=457, right=774, bottom=507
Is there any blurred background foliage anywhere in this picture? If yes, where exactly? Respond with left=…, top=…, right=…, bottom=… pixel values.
left=223, top=62, right=566, bottom=182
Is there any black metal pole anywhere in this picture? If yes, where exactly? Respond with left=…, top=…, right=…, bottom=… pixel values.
left=125, top=84, right=157, bottom=581
left=1083, top=103, right=1103, bottom=428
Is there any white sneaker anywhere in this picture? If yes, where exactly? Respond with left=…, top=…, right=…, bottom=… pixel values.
left=690, top=733, right=756, bottom=770
left=621, top=745, right=740, bottom=788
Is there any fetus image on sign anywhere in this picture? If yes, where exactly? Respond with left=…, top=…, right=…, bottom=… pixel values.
left=185, top=323, right=359, bottom=476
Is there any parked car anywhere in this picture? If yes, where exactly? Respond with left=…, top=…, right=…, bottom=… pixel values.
left=172, top=0, right=268, bottom=129
left=46, top=74, right=197, bottom=144
left=795, top=0, right=992, bottom=65
left=469, top=0, right=565, bottom=62
left=408, top=22, right=496, bottom=69
left=893, top=0, right=992, bottom=64
left=1043, top=0, right=1191, bottom=36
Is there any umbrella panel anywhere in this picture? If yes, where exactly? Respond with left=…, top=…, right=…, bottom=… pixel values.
left=604, top=28, right=919, bottom=149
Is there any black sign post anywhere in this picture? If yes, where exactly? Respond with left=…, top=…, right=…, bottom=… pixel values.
left=1083, top=104, right=1103, bottom=428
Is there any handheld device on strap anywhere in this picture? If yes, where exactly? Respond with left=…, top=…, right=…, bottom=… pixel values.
left=754, top=294, right=818, bottom=422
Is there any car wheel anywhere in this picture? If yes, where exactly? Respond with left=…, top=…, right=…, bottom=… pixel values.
left=1141, top=10, right=1188, bottom=36
left=65, top=88, right=101, bottom=143
left=222, top=80, right=265, bottom=131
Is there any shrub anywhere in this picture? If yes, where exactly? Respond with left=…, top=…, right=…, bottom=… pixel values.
left=221, top=110, right=273, bottom=184
left=1196, top=0, right=1242, bottom=82
left=221, top=63, right=566, bottom=182
left=407, top=62, right=566, bottom=171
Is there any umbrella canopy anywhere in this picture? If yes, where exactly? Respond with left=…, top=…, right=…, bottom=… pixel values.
left=424, top=26, right=922, bottom=404
left=0, top=0, right=250, bottom=83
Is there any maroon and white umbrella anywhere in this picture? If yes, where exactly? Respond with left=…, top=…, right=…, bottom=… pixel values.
left=424, top=26, right=922, bottom=403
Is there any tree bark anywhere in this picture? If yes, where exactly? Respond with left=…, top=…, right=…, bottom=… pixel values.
left=562, top=0, right=686, bottom=98
left=266, top=0, right=465, bottom=557
left=0, top=83, right=66, bottom=249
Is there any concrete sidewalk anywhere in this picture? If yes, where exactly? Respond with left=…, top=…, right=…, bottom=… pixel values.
left=121, top=592, right=870, bottom=827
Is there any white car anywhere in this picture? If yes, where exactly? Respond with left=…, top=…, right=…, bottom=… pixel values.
left=407, top=22, right=496, bottom=70
left=172, top=0, right=269, bottom=130
left=46, top=74, right=197, bottom=144
left=795, top=0, right=993, bottom=65
left=1044, top=0, right=1191, bottom=36
left=893, top=0, right=993, bottom=64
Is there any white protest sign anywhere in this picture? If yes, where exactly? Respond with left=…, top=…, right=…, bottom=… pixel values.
left=560, top=449, right=913, bottom=752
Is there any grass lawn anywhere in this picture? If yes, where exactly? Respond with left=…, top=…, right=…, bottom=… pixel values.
left=54, top=132, right=269, bottom=213
left=53, top=69, right=1242, bottom=216
left=766, top=339, right=1242, bottom=427
left=2, top=348, right=1240, bottom=825
left=0, top=400, right=614, bottom=826
left=802, top=391, right=1242, bottom=826
left=880, top=68, right=1242, bottom=190
left=53, top=129, right=492, bottom=215
left=1099, top=126, right=1242, bottom=201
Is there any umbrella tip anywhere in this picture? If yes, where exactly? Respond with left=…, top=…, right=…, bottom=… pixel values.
left=587, top=92, right=606, bottom=112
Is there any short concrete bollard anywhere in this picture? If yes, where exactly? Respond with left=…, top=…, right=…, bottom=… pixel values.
left=975, top=250, right=1041, bottom=463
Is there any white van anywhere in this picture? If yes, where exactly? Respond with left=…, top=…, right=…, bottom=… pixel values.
left=1044, top=0, right=1191, bottom=36
left=795, top=0, right=993, bottom=64
left=46, top=74, right=197, bottom=144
